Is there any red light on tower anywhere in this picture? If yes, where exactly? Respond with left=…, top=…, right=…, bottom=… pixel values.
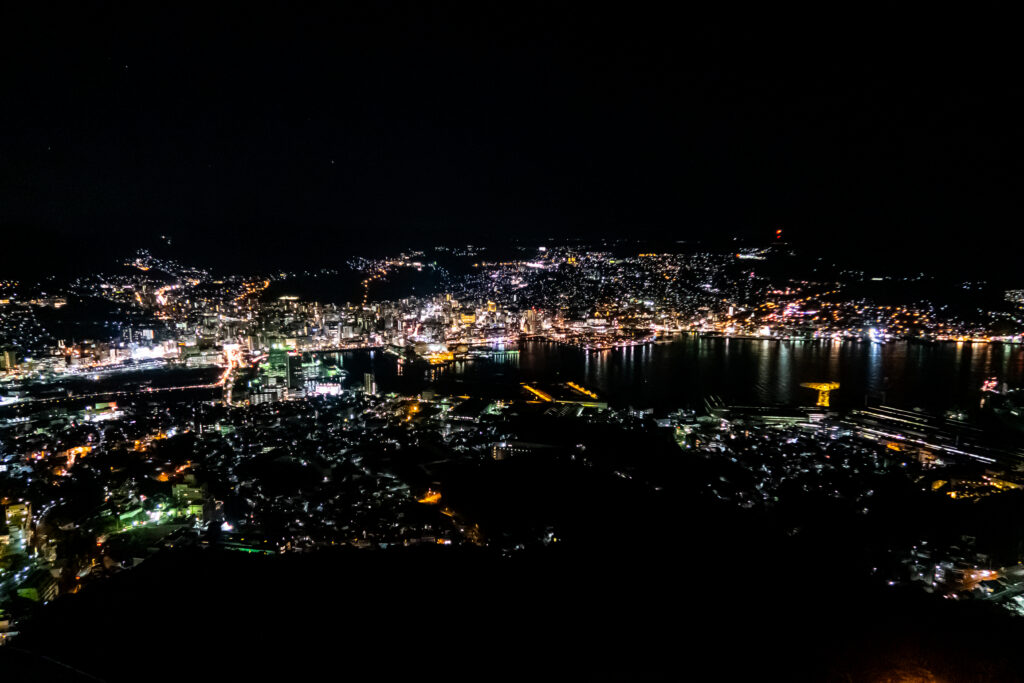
left=775, top=229, right=782, bottom=240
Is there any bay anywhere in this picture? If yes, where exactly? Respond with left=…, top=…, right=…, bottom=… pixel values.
left=334, top=337, right=1024, bottom=414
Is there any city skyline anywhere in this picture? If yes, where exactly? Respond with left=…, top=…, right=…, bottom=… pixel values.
left=3, top=5, right=1024, bottom=680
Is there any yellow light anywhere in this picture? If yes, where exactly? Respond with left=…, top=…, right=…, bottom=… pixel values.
left=522, top=384, right=553, bottom=402
left=418, top=490, right=442, bottom=504
left=567, top=381, right=598, bottom=399
left=800, top=382, right=840, bottom=407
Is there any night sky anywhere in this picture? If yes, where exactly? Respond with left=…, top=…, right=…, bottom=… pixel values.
left=2, top=4, right=1021, bottom=275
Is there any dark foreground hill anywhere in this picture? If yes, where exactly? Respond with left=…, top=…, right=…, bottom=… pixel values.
left=7, top=544, right=1024, bottom=682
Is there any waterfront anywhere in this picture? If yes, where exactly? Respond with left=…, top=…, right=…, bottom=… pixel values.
left=28, top=365, right=220, bottom=394
left=339, top=337, right=1024, bottom=413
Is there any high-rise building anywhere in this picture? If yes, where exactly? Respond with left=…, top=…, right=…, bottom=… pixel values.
left=266, top=347, right=291, bottom=386
left=521, top=309, right=539, bottom=334
left=5, top=502, right=31, bottom=535
left=363, top=372, right=377, bottom=395
left=266, top=348, right=303, bottom=393
left=0, top=347, right=17, bottom=371
left=287, top=354, right=303, bottom=392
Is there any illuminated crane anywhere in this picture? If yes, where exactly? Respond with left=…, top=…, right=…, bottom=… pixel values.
left=800, top=382, right=840, bottom=407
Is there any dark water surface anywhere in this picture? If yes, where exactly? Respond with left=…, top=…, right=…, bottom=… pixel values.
left=336, top=337, right=1024, bottom=413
